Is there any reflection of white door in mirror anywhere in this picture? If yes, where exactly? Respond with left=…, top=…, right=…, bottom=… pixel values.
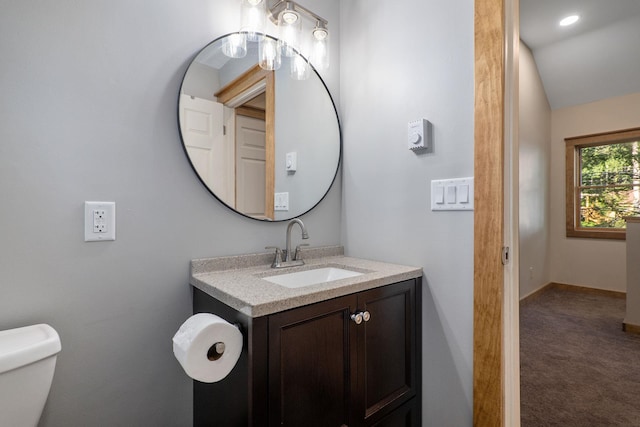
left=179, top=95, right=234, bottom=206
left=235, top=113, right=269, bottom=219
left=216, top=65, right=275, bottom=220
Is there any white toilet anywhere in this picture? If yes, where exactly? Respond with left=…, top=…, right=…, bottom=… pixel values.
left=0, top=324, right=61, bottom=427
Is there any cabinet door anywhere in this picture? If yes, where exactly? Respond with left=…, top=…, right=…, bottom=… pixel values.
left=268, top=294, right=358, bottom=427
left=356, top=279, right=417, bottom=425
left=369, top=397, right=419, bottom=427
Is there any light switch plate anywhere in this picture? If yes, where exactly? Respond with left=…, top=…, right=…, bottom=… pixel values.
left=274, top=192, right=289, bottom=211
left=84, top=201, right=116, bottom=241
left=431, top=177, right=474, bottom=211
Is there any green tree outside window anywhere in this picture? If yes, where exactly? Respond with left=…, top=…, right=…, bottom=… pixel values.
left=579, top=141, right=640, bottom=228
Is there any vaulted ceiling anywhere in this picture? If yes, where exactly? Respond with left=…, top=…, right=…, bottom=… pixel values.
left=519, top=0, right=640, bottom=110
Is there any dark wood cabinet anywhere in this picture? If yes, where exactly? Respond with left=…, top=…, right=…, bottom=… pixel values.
left=356, top=280, right=419, bottom=425
left=193, top=277, right=421, bottom=427
left=268, top=294, right=357, bottom=426
left=370, top=398, right=419, bottom=427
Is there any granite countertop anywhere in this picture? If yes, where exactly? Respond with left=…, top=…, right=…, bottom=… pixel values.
left=190, top=246, right=422, bottom=318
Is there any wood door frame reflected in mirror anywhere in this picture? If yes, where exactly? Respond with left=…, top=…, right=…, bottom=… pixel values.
left=215, top=64, right=275, bottom=219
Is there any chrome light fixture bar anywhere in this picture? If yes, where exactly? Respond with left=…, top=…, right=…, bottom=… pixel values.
left=231, top=0, right=330, bottom=77
left=266, top=0, right=328, bottom=30
left=267, top=0, right=330, bottom=74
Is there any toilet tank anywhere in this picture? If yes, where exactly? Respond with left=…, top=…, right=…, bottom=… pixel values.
left=0, top=324, right=61, bottom=427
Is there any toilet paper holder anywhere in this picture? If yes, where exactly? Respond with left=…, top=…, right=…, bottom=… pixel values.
left=173, top=316, right=243, bottom=383
left=208, top=342, right=225, bottom=361
left=206, top=323, right=242, bottom=361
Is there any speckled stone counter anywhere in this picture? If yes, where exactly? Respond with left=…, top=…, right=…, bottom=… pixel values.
left=190, top=246, right=422, bottom=317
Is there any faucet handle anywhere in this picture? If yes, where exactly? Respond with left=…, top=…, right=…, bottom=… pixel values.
left=265, top=246, right=283, bottom=268
left=294, top=244, right=310, bottom=261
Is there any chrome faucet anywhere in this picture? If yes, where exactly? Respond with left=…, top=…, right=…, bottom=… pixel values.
left=285, top=218, right=309, bottom=262
left=266, top=218, right=309, bottom=268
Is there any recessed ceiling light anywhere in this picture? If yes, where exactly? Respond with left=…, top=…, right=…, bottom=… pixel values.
left=560, top=15, right=580, bottom=27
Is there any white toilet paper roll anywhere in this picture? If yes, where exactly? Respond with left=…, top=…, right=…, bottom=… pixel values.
left=172, top=313, right=243, bottom=383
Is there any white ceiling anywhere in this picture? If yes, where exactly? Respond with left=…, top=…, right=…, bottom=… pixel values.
left=519, top=0, right=640, bottom=110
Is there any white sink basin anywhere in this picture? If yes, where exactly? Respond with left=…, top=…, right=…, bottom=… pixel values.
left=262, top=267, right=364, bottom=288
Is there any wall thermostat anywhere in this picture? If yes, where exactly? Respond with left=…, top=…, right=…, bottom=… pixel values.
left=408, top=119, right=432, bottom=151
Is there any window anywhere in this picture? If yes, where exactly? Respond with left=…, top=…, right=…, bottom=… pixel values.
left=566, top=127, right=640, bottom=240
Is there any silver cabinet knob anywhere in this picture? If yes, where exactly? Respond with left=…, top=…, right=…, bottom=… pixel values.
left=350, top=313, right=363, bottom=324
left=351, top=311, right=371, bottom=324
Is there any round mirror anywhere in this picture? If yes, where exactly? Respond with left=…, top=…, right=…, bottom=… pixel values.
left=178, top=33, right=341, bottom=221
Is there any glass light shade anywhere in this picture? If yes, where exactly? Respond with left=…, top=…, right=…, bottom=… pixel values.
left=313, top=26, right=328, bottom=40
left=278, top=4, right=301, bottom=57
left=259, top=37, right=282, bottom=70
left=290, top=54, right=311, bottom=80
left=310, top=27, right=329, bottom=71
left=221, top=33, right=247, bottom=58
left=240, top=0, right=266, bottom=42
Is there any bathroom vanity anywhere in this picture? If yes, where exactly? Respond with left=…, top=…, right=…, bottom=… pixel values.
left=190, top=246, right=422, bottom=427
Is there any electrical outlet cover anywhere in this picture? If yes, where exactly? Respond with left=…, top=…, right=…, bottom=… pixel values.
left=84, top=201, right=116, bottom=241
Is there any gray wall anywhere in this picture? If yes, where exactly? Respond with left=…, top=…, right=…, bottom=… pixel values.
left=518, top=41, right=551, bottom=298
left=0, top=0, right=341, bottom=425
left=339, top=1, right=475, bottom=425
left=274, top=62, right=341, bottom=220
left=181, top=62, right=220, bottom=101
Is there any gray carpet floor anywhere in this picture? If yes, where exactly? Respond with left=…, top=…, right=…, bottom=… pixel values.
left=520, top=285, right=640, bottom=426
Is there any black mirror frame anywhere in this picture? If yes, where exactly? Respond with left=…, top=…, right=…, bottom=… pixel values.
left=177, top=33, right=342, bottom=222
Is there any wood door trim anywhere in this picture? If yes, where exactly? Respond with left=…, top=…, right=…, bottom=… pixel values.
left=215, top=64, right=271, bottom=104
left=264, top=71, right=275, bottom=219
left=474, top=0, right=506, bottom=425
left=218, top=64, right=275, bottom=220
left=236, top=106, right=266, bottom=121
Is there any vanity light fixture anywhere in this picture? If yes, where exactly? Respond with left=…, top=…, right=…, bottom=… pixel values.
left=221, top=32, right=247, bottom=58
left=227, top=0, right=330, bottom=77
left=310, top=21, right=329, bottom=71
left=266, top=0, right=330, bottom=71
left=277, top=2, right=302, bottom=57
left=240, top=0, right=267, bottom=42
left=559, top=14, right=580, bottom=27
left=259, top=36, right=282, bottom=70
left=290, top=54, right=311, bottom=80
